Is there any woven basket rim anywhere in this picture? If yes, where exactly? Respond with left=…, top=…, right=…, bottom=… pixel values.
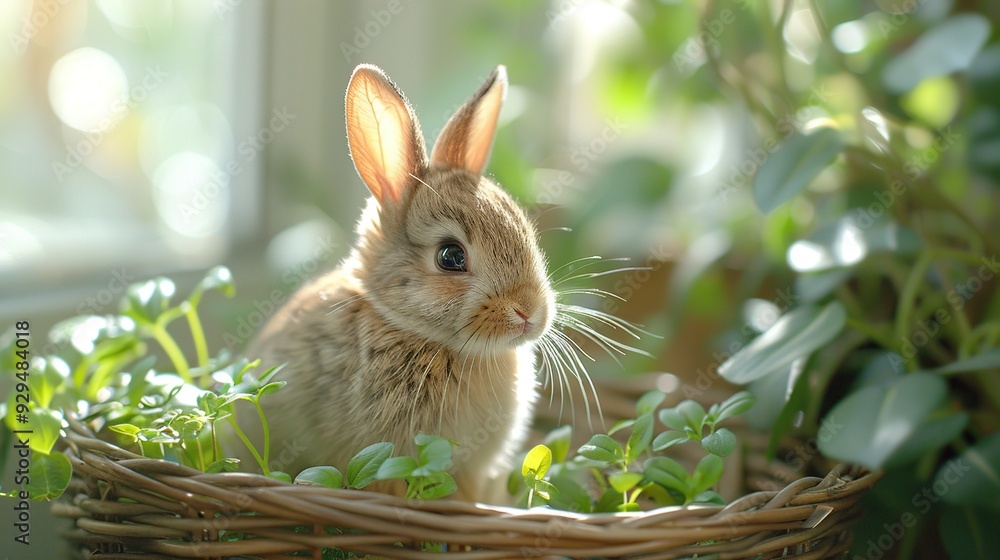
left=55, top=412, right=882, bottom=559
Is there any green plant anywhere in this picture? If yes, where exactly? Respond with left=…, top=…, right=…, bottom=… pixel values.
left=0, top=268, right=467, bottom=512
left=667, top=4, right=1000, bottom=559
left=514, top=390, right=755, bottom=513
left=0, top=267, right=239, bottom=500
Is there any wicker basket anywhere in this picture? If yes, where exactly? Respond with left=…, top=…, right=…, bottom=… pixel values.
left=52, top=380, right=881, bottom=560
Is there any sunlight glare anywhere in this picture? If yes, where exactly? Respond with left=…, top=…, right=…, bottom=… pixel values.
left=49, top=47, right=129, bottom=133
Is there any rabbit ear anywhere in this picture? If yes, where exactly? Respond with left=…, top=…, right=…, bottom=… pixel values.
left=346, top=64, right=427, bottom=204
left=431, top=66, right=507, bottom=176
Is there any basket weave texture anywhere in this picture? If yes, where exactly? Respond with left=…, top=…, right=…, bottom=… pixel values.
left=53, top=411, right=880, bottom=560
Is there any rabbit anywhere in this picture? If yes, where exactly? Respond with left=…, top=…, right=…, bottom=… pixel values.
left=246, top=64, right=555, bottom=501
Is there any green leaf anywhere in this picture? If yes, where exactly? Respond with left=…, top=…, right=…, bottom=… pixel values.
left=522, top=444, right=553, bottom=479
left=578, top=434, right=623, bottom=465
left=765, top=358, right=811, bottom=460
left=936, top=432, right=1000, bottom=510
left=607, top=418, right=635, bottom=436
left=643, top=457, right=689, bottom=496
left=109, top=423, right=142, bottom=442
left=676, top=401, right=706, bottom=433
left=122, top=277, right=176, bottom=324
left=719, top=302, right=846, bottom=384
left=189, top=265, right=236, bottom=304
left=414, top=433, right=451, bottom=447
left=691, top=454, right=724, bottom=495
left=29, top=408, right=63, bottom=455
left=626, top=413, right=654, bottom=462
left=786, top=217, right=920, bottom=273
left=530, top=478, right=557, bottom=501
left=31, top=357, right=68, bottom=409
left=548, top=471, right=592, bottom=513
left=753, top=127, right=843, bottom=214
left=883, top=14, right=992, bottom=94
left=594, top=488, right=626, bottom=513
left=608, top=472, right=644, bottom=494
left=931, top=349, right=1000, bottom=376
left=412, top=471, right=458, bottom=500
left=205, top=458, right=240, bottom=473
left=795, top=268, right=854, bottom=304
left=346, top=442, right=393, bottom=489
left=507, top=469, right=523, bottom=496
left=295, top=466, right=344, bottom=489
left=884, top=411, right=968, bottom=470
left=543, top=425, right=572, bottom=464
left=743, top=365, right=793, bottom=430
left=268, top=471, right=292, bottom=483
left=702, top=428, right=736, bottom=458
left=256, top=381, right=286, bottom=398
left=658, top=408, right=687, bottom=431
left=818, top=373, right=948, bottom=470
left=714, top=391, right=757, bottom=423
left=48, top=315, right=137, bottom=360
left=940, top=505, right=1000, bottom=560
left=639, top=480, right=681, bottom=507
left=26, top=451, right=71, bottom=501
left=692, top=490, right=725, bottom=505
left=413, top=438, right=453, bottom=476
left=636, top=390, right=665, bottom=415
left=652, top=430, right=689, bottom=451
left=376, top=456, right=418, bottom=480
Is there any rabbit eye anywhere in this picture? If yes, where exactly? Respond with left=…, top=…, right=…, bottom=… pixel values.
left=436, top=243, right=467, bottom=272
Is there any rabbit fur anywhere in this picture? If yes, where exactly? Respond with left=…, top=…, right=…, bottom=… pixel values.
left=246, top=64, right=554, bottom=501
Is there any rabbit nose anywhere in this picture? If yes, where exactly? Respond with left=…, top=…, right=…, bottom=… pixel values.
left=514, top=309, right=529, bottom=321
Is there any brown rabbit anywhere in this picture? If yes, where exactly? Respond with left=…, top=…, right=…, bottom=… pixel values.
left=248, top=64, right=554, bottom=500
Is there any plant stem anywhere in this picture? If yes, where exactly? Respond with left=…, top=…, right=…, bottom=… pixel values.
left=895, top=253, right=933, bottom=370
left=72, top=355, right=95, bottom=389
left=211, top=421, right=220, bottom=463
left=151, top=325, right=191, bottom=383
left=228, top=415, right=267, bottom=474
left=196, top=434, right=206, bottom=471
left=844, top=316, right=895, bottom=350
left=254, top=399, right=271, bottom=470
left=184, top=306, right=210, bottom=372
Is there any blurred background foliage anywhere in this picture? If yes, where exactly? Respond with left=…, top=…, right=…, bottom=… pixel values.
left=2, top=0, right=1000, bottom=558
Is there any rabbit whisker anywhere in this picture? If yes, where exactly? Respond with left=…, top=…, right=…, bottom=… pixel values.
left=546, top=255, right=603, bottom=281
left=409, top=173, right=443, bottom=200
left=548, top=327, right=602, bottom=431
left=325, top=292, right=368, bottom=315
left=554, top=264, right=654, bottom=287
left=556, top=288, right=626, bottom=302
